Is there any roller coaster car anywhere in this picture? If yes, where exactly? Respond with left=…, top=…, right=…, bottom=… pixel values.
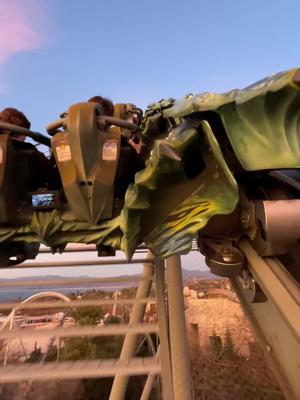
left=2, top=68, right=300, bottom=269
left=0, top=102, right=143, bottom=266
left=116, top=67, right=300, bottom=270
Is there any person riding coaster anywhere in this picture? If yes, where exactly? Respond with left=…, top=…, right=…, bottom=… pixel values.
left=0, top=107, right=62, bottom=264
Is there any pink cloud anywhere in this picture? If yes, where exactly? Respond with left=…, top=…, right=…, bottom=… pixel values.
left=0, top=0, right=46, bottom=64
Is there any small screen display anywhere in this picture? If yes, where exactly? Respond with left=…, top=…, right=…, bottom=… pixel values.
left=32, top=193, right=55, bottom=207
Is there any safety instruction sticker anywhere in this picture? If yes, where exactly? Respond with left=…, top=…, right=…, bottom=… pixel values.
left=56, top=144, right=71, bottom=162
left=102, top=140, right=117, bottom=161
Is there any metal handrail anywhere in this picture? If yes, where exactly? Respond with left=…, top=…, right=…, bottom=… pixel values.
left=0, top=323, right=159, bottom=340
left=0, top=297, right=156, bottom=311
left=0, top=275, right=153, bottom=288
left=0, top=357, right=161, bottom=383
left=14, top=257, right=152, bottom=269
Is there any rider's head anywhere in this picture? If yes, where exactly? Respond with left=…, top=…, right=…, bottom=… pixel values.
left=0, top=107, right=30, bottom=141
left=88, top=96, right=114, bottom=117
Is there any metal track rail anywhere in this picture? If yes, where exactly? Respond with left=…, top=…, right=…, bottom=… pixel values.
left=0, top=297, right=156, bottom=311
left=0, top=357, right=161, bottom=383
left=19, top=258, right=149, bottom=268
left=0, top=275, right=152, bottom=288
left=0, top=323, right=159, bottom=340
left=232, top=239, right=300, bottom=400
left=38, top=244, right=148, bottom=253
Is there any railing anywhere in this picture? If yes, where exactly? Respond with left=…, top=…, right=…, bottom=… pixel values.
left=0, top=246, right=192, bottom=400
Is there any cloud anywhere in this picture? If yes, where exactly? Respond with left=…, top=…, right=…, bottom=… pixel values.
left=0, top=0, right=46, bottom=64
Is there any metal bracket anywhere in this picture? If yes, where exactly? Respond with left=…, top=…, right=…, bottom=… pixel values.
left=199, top=238, right=245, bottom=278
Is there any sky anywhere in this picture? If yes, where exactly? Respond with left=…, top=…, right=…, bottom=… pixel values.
left=0, top=0, right=300, bottom=277
left=1, top=0, right=300, bottom=133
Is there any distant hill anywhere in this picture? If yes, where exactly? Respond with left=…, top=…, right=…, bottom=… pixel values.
left=182, top=269, right=215, bottom=280
left=0, top=268, right=218, bottom=302
left=0, top=275, right=121, bottom=282
left=0, top=268, right=215, bottom=284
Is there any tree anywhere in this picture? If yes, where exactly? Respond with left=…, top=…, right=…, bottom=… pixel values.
left=60, top=306, right=122, bottom=361
left=209, top=332, right=222, bottom=359
left=60, top=305, right=124, bottom=400
left=222, top=328, right=236, bottom=360
left=26, top=342, right=42, bottom=363
left=72, top=306, right=103, bottom=326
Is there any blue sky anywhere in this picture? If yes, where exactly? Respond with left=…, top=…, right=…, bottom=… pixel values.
left=1, top=0, right=300, bottom=134
left=0, top=0, right=299, bottom=277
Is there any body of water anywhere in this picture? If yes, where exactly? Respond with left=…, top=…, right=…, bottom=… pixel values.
left=0, top=285, right=130, bottom=301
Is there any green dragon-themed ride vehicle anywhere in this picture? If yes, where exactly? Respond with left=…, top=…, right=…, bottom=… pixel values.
left=1, top=68, right=300, bottom=276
